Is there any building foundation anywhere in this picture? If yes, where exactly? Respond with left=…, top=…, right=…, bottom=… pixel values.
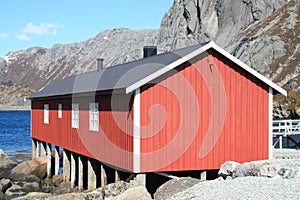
left=87, top=158, right=97, bottom=190
left=47, top=143, right=52, bottom=178
left=54, top=146, right=60, bottom=176
left=63, top=149, right=71, bottom=181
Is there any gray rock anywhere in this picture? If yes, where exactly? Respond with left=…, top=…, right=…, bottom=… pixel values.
left=218, top=161, right=240, bottom=177
left=23, top=182, right=40, bottom=193
left=169, top=177, right=300, bottom=199
left=4, top=184, right=27, bottom=200
left=109, top=186, right=151, bottom=200
left=13, top=192, right=50, bottom=200
left=103, top=181, right=130, bottom=198
left=0, top=149, right=16, bottom=177
left=154, top=177, right=200, bottom=200
left=0, top=178, right=12, bottom=193
left=232, top=159, right=300, bottom=179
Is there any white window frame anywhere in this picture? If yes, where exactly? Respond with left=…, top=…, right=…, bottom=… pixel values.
left=44, top=104, right=49, bottom=124
left=72, top=103, right=79, bottom=128
left=89, top=102, right=99, bottom=131
left=58, top=103, right=62, bottom=119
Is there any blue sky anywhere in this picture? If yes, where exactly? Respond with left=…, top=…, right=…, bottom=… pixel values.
left=0, top=0, right=173, bottom=57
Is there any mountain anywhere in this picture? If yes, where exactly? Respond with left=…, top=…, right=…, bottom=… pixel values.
left=0, top=0, right=298, bottom=108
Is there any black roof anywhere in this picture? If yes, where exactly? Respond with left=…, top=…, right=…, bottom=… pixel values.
left=29, top=42, right=208, bottom=99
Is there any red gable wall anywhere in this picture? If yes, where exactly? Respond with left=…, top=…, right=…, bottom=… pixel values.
left=140, top=50, right=269, bottom=172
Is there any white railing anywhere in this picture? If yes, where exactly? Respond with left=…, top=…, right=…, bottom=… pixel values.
left=273, top=119, right=300, bottom=149
left=273, top=119, right=300, bottom=136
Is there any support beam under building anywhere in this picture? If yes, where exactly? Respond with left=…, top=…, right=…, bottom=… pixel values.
left=78, top=155, right=84, bottom=190
left=32, top=139, right=37, bottom=159
left=63, top=149, right=70, bottom=181
left=71, top=152, right=76, bottom=188
left=41, top=141, right=47, bottom=156
left=47, top=143, right=52, bottom=178
left=87, top=158, right=97, bottom=190
left=135, top=174, right=146, bottom=187
left=115, top=170, right=120, bottom=183
left=54, top=146, right=60, bottom=176
left=101, top=164, right=107, bottom=187
left=200, top=171, right=207, bottom=180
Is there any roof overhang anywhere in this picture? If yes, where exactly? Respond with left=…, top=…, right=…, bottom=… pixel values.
left=125, top=41, right=287, bottom=96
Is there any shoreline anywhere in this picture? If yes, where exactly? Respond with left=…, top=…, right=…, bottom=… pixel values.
left=0, top=106, right=30, bottom=111
left=5, top=148, right=32, bottom=163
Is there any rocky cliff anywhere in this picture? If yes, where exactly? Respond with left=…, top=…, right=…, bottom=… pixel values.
left=0, top=0, right=298, bottom=108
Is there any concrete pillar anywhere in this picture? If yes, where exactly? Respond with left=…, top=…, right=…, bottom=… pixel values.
left=32, top=139, right=37, bottom=159
left=36, top=140, right=40, bottom=157
left=135, top=174, right=146, bottom=187
left=71, top=153, right=76, bottom=188
left=101, top=164, right=107, bottom=187
left=200, top=171, right=207, bottom=180
left=54, top=146, right=60, bottom=176
left=78, top=155, right=84, bottom=190
left=47, top=143, right=52, bottom=178
left=115, top=170, right=120, bottom=183
left=41, top=141, right=47, bottom=156
left=87, top=158, right=97, bottom=190
left=63, top=150, right=70, bottom=181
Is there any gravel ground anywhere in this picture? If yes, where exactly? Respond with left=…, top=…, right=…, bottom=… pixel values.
left=169, top=177, right=300, bottom=200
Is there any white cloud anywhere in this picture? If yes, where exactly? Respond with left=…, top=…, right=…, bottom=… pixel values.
left=0, top=33, right=9, bottom=38
left=22, top=22, right=62, bottom=36
left=17, top=34, right=31, bottom=41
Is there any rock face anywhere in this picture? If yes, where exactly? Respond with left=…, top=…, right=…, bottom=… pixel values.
left=0, top=0, right=298, bottom=108
left=154, top=177, right=200, bottom=200
left=5, top=156, right=47, bottom=181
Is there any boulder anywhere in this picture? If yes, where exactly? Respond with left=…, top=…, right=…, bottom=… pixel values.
left=0, top=178, right=12, bottom=193
left=23, top=182, right=40, bottom=193
left=232, top=159, right=300, bottom=179
left=103, top=181, right=130, bottom=197
left=52, top=174, right=64, bottom=187
left=14, top=192, right=50, bottom=200
left=5, top=156, right=47, bottom=181
left=154, top=177, right=200, bottom=200
left=218, top=161, right=240, bottom=177
left=4, top=184, right=27, bottom=200
left=0, top=149, right=16, bottom=177
left=109, top=186, right=151, bottom=200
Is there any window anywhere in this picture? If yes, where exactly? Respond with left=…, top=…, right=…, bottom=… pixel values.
left=72, top=103, right=79, bottom=128
left=44, top=104, right=49, bottom=124
left=89, top=103, right=99, bottom=131
left=58, top=104, right=62, bottom=119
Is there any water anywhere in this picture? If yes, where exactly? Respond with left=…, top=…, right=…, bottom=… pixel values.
left=0, top=111, right=31, bottom=152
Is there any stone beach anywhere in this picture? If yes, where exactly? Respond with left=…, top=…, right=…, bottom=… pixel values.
left=1, top=148, right=300, bottom=199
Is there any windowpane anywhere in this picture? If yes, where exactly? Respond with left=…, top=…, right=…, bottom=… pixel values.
left=58, top=104, right=62, bottom=118
left=89, top=103, right=99, bottom=131
left=72, top=103, right=79, bottom=128
left=44, top=104, right=49, bottom=124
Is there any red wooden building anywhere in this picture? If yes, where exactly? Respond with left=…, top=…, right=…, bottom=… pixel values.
left=30, top=41, right=286, bottom=177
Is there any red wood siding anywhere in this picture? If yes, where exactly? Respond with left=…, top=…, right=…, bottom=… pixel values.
left=140, top=50, right=269, bottom=172
left=31, top=93, right=134, bottom=171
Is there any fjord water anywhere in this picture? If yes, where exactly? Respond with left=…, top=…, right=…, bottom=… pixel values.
left=0, top=111, right=31, bottom=152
